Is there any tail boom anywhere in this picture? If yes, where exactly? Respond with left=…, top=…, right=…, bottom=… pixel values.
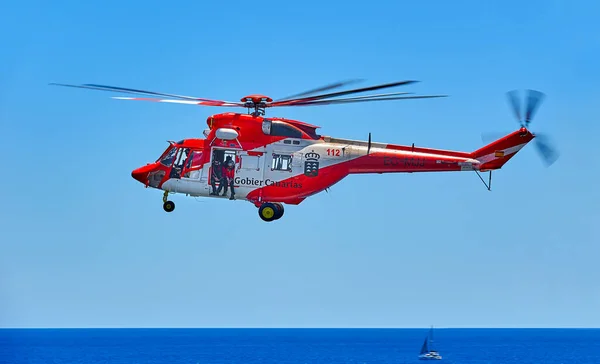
left=346, top=150, right=479, bottom=174
left=340, top=127, right=534, bottom=174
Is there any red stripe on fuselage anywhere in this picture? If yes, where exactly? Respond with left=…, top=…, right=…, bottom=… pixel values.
left=245, top=150, right=472, bottom=205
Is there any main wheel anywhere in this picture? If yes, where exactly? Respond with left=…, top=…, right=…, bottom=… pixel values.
left=258, top=202, right=277, bottom=222
left=273, top=202, right=284, bottom=220
left=163, top=200, right=175, bottom=212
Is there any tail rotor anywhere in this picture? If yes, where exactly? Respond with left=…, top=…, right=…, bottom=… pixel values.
left=483, top=89, right=559, bottom=167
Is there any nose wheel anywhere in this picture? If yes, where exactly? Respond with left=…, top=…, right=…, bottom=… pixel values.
left=163, top=191, right=175, bottom=212
left=258, top=202, right=284, bottom=222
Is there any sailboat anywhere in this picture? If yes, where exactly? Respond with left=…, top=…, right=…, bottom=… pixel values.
left=418, top=326, right=442, bottom=360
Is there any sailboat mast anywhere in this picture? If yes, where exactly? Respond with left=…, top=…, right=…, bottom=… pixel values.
left=429, top=326, right=435, bottom=351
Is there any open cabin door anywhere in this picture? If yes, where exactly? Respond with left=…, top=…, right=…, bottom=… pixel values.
left=207, top=147, right=238, bottom=197
left=204, top=143, right=266, bottom=199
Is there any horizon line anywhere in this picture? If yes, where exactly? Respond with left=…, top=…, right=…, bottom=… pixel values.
left=1, top=327, right=599, bottom=330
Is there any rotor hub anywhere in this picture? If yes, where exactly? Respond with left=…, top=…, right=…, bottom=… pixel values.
left=241, top=94, right=273, bottom=116
left=240, top=94, right=273, bottom=104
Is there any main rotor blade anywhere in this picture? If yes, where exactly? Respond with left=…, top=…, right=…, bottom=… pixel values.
left=533, top=133, right=559, bottom=167
left=49, top=83, right=244, bottom=105
left=277, top=91, right=414, bottom=104
left=506, top=90, right=523, bottom=123
left=272, top=94, right=447, bottom=107
left=271, top=80, right=419, bottom=106
left=111, top=96, right=246, bottom=107
left=524, top=89, right=545, bottom=126
left=275, top=79, right=364, bottom=101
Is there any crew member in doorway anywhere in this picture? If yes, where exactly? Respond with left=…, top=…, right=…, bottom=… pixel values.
left=222, top=159, right=235, bottom=200
left=210, top=158, right=222, bottom=195
left=219, top=155, right=233, bottom=196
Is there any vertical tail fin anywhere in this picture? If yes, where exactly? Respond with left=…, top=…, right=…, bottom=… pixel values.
left=471, top=128, right=535, bottom=170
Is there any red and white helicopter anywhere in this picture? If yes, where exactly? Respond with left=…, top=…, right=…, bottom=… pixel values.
left=50, top=80, right=558, bottom=222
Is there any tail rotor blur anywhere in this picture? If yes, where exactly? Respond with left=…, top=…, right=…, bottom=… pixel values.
left=482, top=89, right=559, bottom=167
left=507, top=89, right=545, bottom=128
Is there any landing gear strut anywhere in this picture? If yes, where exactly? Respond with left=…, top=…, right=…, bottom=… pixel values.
left=163, top=191, right=175, bottom=212
left=258, top=202, right=284, bottom=222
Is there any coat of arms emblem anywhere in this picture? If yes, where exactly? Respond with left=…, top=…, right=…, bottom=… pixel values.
left=304, top=150, right=320, bottom=177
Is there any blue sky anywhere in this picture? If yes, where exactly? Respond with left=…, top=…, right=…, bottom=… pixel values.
left=1, top=0, right=599, bottom=328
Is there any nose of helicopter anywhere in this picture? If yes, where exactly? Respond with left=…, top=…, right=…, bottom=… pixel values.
left=131, top=163, right=155, bottom=184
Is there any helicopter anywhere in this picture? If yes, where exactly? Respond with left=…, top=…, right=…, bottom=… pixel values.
left=50, top=80, right=559, bottom=222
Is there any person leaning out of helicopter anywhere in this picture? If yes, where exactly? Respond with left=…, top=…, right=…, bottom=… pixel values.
left=222, top=159, right=235, bottom=200
left=209, top=158, right=222, bottom=196
left=218, top=156, right=232, bottom=196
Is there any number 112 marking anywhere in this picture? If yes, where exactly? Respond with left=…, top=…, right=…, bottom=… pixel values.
left=326, top=149, right=341, bottom=156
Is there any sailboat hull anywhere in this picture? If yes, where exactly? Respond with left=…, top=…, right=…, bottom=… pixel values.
left=418, top=352, right=442, bottom=360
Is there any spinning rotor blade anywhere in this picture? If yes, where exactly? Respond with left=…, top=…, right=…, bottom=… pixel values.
left=49, top=83, right=245, bottom=106
left=533, top=133, right=559, bottom=167
left=111, top=96, right=245, bottom=107
left=51, top=79, right=446, bottom=113
left=282, top=91, right=413, bottom=104
left=274, top=94, right=447, bottom=107
left=276, top=79, right=364, bottom=101
left=524, top=90, right=545, bottom=126
left=271, top=80, right=419, bottom=106
left=506, top=89, right=545, bottom=127
left=506, top=90, right=523, bottom=123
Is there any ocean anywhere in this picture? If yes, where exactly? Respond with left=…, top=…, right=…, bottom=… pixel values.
left=1, top=328, right=598, bottom=363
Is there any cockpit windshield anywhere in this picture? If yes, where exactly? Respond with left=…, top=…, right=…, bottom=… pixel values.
left=157, top=145, right=201, bottom=179
left=167, top=147, right=190, bottom=179
left=159, top=145, right=178, bottom=166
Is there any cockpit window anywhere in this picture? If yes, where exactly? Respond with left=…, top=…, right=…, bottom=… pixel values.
left=169, top=148, right=190, bottom=179
left=174, top=148, right=190, bottom=169
left=185, top=150, right=203, bottom=170
left=159, top=147, right=178, bottom=167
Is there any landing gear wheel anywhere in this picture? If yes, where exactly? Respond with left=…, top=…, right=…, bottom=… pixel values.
left=273, top=203, right=284, bottom=220
left=258, top=202, right=277, bottom=222
left=163, top=200, right=175, bottom=212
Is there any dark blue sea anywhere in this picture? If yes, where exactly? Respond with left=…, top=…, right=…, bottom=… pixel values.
left=1, top=328, right=598, bottom=364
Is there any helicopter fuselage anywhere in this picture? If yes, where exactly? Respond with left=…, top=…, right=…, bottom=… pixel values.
left=130, top=112, right=534, bottom=221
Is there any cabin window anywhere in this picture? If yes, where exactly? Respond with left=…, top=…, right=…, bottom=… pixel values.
left=271, top=153, right=293, bottom=172
left=240, top=155, right=260, bottom=170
